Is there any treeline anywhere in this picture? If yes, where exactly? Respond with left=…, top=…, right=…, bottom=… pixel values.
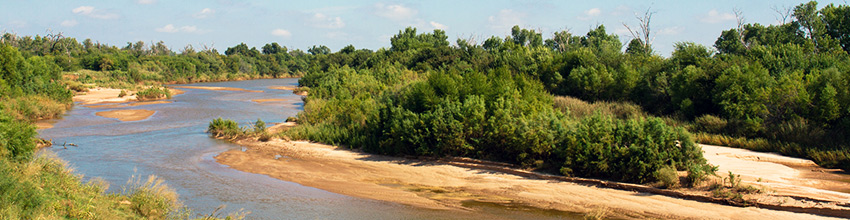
left=287, top=0, right=850, bottom=185
left=1, top=33, right=314, bottom=87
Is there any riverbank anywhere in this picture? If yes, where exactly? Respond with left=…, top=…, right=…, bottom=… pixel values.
left=215, top=138, right=848, bottom=219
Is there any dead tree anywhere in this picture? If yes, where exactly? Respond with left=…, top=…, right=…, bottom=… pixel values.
left=622, top=8, right=655, bottom=53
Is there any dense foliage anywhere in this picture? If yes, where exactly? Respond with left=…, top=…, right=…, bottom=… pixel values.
left=286, top=27, right=712, bottom=183
left=288, top=1, right=850, bottom=181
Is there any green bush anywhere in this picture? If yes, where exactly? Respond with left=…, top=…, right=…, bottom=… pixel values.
left=656, top=166, right=680, bottom=189
left=207, top=118, right=242, bottom=138
left=122, top=174, right=179, bottom=219
left=693, top=114, right=728, bottom=134
left=0, top=112, right=36, bottom=162
left=559, top=114, right=705, bottom=183
left=135, top=86, right=172, bottom=101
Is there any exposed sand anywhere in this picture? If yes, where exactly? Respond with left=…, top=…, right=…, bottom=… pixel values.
left=83, top=100, right=173, bottom=109
left=265, top=122, right=296, bottom=134
left=168, top=88, right=185, bottom=96
left=268, top=86, right=296, bottom=90
left=701, top=144, right=850, bottom=202
left=35, top=121, right=54, bottom=130
left=251, top=99, right=289, bottom=103
left=95, top=109, right=155, bottom=121
left=216, top=139, right=845, bottom=219
left=72, top=88, right=137, bottom=105
left=171, top=86, right=263, bottom=93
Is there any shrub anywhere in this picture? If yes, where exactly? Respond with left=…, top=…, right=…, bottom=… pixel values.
left=136, top=86, right=172, bottom=101
left=693, top=115, right=728, bottom=134
left=122, top=175, right=179, bottom=219
left=285, top=116, right=298, bottom=122
left=252, top=118, right=266, bottom=134
left=656, top=166, right=680, bottom=189
left=559, top=114, right=707, bottom=183
left=118, top=90, right=127, bottom=98
left=685, top=163, right=717, bottom=187
left=207, top=118, right=242, bottom=138
left=66, top=81, right=89, bottom=92
left=0, top=112, right=37, bottom=162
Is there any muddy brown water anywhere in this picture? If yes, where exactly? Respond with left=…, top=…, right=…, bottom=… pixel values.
left=38, top=78, right=584, bottom=220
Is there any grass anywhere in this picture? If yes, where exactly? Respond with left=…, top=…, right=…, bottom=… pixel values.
left=0, top=95, right=70, bottom=121
left=553, top=96, right=645, bottom=120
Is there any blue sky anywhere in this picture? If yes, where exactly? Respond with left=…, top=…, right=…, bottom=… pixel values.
left=1, top=0, right=845, bottom=56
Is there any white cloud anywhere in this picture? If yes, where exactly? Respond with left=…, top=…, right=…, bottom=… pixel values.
left=578, top=8, right=602, bottom=21
left=374, top=3, right=417, bottom=21
left=700, top=9, right=736, bottom=24
left=137, top=0, right=156, bottom=5
left=72, top=6, right=119, bottom=20
left=271, top=29, right=292, bottom=37
left=194, top=8, right=215, bottom=19
left=586, top=8, right=602, bottom=16
left=658, top=26, right=684, bottom=35
left=156, top=24, right=200, bottom=33
left=488, top=9, right=525, bottom=31
left=307, top=13, right=345, bottom=28
left=60, top=20, right=78, bottom=27
left=430, top=21, right=447, bottom=30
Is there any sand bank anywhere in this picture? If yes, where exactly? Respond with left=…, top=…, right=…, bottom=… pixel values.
left=95, top=109, right=155, bottom=121
left=171, top=86, right=263, bottom=93
left=702, top=144, right=850, bottom=201
left=268, top=86, right=296, bottom=90
left=35, top=121, right=54, bottom=130
left=84, top=100, right=173, bottom=109
left=251, top=99, right=289, bottom=103
left=216, top=139, right=846, bottom=219
left=73, top=88, right=137, bottom=105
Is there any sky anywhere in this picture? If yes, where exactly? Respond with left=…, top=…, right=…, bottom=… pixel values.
left=1, top=0, right=846, bottom=57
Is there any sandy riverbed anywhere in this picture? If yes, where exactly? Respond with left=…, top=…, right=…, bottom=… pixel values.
left=95, top=109, right=155, bottom=121
left=268, top=86, right=296, bottom=90
left=215, top=139, right=846, bottom=219
left=171, top=86, right=263, bottom=93
left=72, top=88, right=137, bottom=105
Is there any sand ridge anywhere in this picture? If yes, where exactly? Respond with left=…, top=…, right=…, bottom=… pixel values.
left=215, top=139, right=846, bottom=219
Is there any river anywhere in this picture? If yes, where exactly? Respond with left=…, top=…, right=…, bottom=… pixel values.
left=37, top=78, right=580, bottom=220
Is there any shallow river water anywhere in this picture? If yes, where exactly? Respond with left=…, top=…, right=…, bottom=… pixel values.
left=38, top=78, right=580, bottom=220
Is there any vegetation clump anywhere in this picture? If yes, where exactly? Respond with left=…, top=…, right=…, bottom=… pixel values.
left=135, top=86, right=171, bottom=101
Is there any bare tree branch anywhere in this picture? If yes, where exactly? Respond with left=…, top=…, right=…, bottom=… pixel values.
left=772, top=5, right=793, bottom=25
left=734, top=8, right=749, bottom=50
left=622, top=7, right=655, bottom=51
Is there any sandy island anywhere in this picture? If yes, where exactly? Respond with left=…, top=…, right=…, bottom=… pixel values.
left=216, top=138, right=848, bottom=219
left=95, top=109, right=155, bottom=121
left=84, top=100, right=174, bottom=109
left=73, top=88, right=138, bottom=105
left=268, top=86, right=296, bottom=90
left=171, top=86, right=263, bottom=93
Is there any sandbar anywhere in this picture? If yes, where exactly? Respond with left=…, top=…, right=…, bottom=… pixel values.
left=268, top=86, right=296, bottom=90
left=73, top=88, right=137, bottom=105
left=171, top=86, right=263, bottom=93
left=95, top=109, right=155, bottom=121
left=251, top=99, right=289, bottom=103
